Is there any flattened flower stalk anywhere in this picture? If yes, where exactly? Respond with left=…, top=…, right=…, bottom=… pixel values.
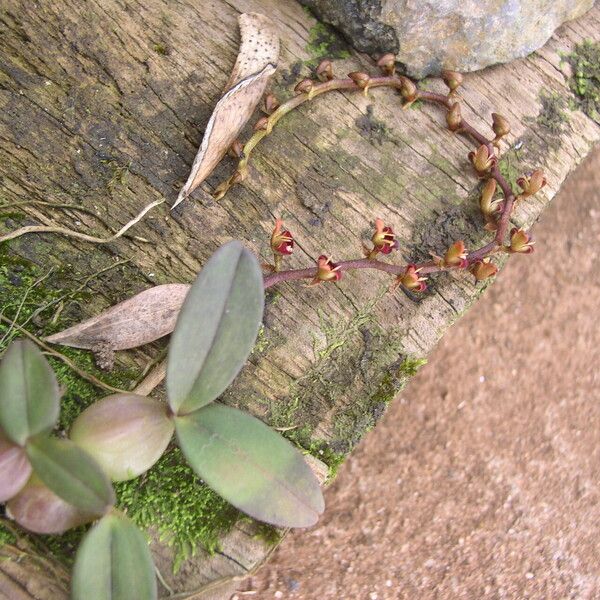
left=228, top=56, right=547, bottom=294
left=48, top=55, right=548, bottom=391
left=172, top=13, right=280, bottom=209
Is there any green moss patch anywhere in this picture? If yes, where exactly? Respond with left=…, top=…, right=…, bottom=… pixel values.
left=566, top=40, right=600, bottom=123
left=0, top=250, right=244, bottom=569
left=116, top=448, right=240, bottom=572
left=305, top=20, right=351, bottom=66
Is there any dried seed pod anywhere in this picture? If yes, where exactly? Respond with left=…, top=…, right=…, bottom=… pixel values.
left=316, top=59, right=334, bottom=81
left=173, top=13, right=280, bottom=209
left=70, top=394, right=174, bottom=482
left=377, top=53, right=396, bottom=75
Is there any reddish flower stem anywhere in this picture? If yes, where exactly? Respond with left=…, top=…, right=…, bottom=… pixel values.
left=257, top=75, right=518, bottom=290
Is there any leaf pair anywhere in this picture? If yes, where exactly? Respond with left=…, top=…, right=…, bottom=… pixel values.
left=0, top=340, right=158, bottom=599
left=167, top=242, right=324, bottom=527
left=0, top=340, right=113, bottom=521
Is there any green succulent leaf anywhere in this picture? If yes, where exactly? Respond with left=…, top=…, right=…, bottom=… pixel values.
left=25, top=436, right=115, bottom=515
left=0, top=339, right=60, bottom=445
left=70, top=394, right=174, bottom=482
left=175, top=404, right=324, bottom=528
left=72, top=512, right=157, bottom=600
left=167, top=241, right=264, bottom=415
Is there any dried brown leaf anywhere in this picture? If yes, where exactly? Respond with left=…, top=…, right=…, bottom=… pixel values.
left=45, top=284, right=190, bottom=351
left=172, top=13, right=279, bottom=208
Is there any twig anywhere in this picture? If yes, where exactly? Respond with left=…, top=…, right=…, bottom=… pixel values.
left=133, top=356, right=167, bottom=396
left=0, top=199, right=164, bottom=244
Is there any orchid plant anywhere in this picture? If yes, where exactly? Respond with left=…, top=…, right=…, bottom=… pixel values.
left=0, top=242, right=324, bottom=600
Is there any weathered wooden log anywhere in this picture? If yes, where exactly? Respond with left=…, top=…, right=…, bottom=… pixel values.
left=0, top=0, right=598, bottom=598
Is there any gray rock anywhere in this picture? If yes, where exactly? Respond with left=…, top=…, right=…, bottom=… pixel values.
left=300, top=0, right=595, bottom=78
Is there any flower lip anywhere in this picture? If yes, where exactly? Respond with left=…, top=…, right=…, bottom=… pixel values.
left=311, top=255, right=342, bottom=285
left=396, top=264, right=427, bottom=292
left=371, top=218, right=399, bottom=256
left=271, top=219, right=294, bottom=255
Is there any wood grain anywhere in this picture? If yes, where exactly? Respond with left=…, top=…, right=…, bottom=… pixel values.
left=0, top=0, right=598, bottom=597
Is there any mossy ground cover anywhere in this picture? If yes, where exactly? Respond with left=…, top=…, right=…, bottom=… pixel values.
left=0, top=237, right=387, bottom=572
left=566, top=40, right=600, bottom=123
left=0, top=243, right=245, bottom=571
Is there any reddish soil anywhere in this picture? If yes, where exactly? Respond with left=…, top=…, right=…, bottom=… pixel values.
left=240, top=147, right=600, bottom=600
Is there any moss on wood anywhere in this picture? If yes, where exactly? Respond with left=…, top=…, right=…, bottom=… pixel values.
left=566, top=40, right=600, bottom=123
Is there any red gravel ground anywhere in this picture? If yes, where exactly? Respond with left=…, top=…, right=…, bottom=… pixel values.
left=242, top=146, right=600, bottom=600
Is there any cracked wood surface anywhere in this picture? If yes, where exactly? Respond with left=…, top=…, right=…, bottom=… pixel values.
left=0, top=0, right=598, bottom=598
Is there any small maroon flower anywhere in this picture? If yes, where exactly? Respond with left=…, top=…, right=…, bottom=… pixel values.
left=509, top=228, right=534, bottom=254
left=270, top=219, right=294, bottom=256
left=468, top=145, right=497, bottom=176
left=311, top=255, right=342, bottom=285
left=443, top=241, right=468, bottom=268
left=399, top=76, right=418, bottom=106
left=294, top=78, right=315, bottom=95
left=377, top=53, right=396, bottom=76
left=491, top=113, right=511, bottom=142
left=348, top=71, right=370, bottom=89
left=316, top=59, right=334, bottom=82
left=470, top=258, right=498, bottom=281
left=395, top=265, right=427, bottom=292
left=517, top=170, right=547, bottom=197
left=263, top=93, right=280, bottom=115
left=479, top=178, right=502, bottom=218
left=366, top=218, right=398, bottom=258
left=446, top=102, right=462, bottom=132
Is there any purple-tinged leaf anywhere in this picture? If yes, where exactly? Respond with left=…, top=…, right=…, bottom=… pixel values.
left=0, top=339, right=60, bottom=446
left=0, top=434, right=31, bottom=502
left=167, top=242, right=264, bottom=414
left=175, top=404, right=324, bottom=528
left=26, top=436, right=115, bottom=515
left=6, top=476, right=96, bottom=534
left=70, top=394, right=174, bottom=481
left=72, top=512, right=157, bottom=600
